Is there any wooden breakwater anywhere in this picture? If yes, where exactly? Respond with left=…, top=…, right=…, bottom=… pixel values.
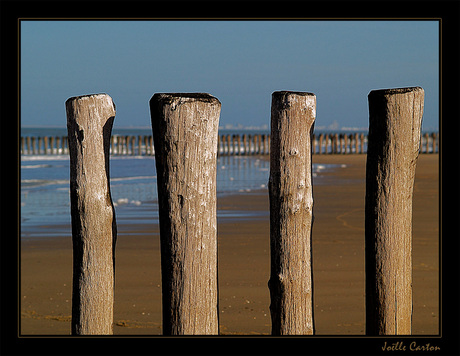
left=20, top=132, right=439, bottom=156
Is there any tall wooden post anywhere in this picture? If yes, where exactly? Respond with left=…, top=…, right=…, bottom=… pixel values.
left=226, top=135, right=231, bottom=155
left=43, top=137, right=48, bottom=155
left=365, top=87, right=424, bottom=335
left=26, top=136, right=31, bottom=155
left=426, top=133, right=429, bottom=154
left=431, top=132, right=437, bottom=153
left=150, top=93, right=221, bottom=335
left=268, top=91, right=315, bottom=335
left=66, top=93, right=117, bottom=335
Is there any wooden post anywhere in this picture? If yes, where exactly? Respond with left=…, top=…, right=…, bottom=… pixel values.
left=431, top=132, right=437, bottom=153
left=268, top=91, right=315, bottom=335
left=150, top=93, right=221, bottom=335
left=66, top=93, right=117, bottom=335
left=267, top=135, right=272, bottom=154
left=424, top=133, right=429, bottom=154
left=49, top=136, right=54, bottom=154
left=43, top=137, right=48, bottom=155
left=114, top=136, right=119, bottom=155
left=354, top=133, right=359, bottom=154
left=26, top=136, right=31, bottom=155
left=365, top=87, right=424, bottom=335
left=217, top=135, right=221, bottom=157
left=319, top=134, right=323, bottom=154
left=226, top=135, right=231, bottom=155
left=122, top=135, right=127, bottom=155
left=150, top=136, right=154, bottom=156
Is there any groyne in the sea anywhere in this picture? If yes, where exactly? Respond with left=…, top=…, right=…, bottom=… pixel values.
left=20, top=132, right=439, bottom=156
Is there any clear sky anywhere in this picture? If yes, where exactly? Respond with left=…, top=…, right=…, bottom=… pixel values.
left=21, top=20, right=439, bottom=131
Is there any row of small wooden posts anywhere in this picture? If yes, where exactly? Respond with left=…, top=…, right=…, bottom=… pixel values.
left=21, top=131, right=439, bottom=156
left=66, top=88, right=425, bottom=336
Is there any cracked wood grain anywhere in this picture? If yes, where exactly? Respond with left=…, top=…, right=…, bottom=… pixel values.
left=268, top=91, right=316, bottom=335
left=66, top=93, right=117, bottom=335
left=150, top=93, right=221, bottom=335
left=365, top=87, right=424, bottom=335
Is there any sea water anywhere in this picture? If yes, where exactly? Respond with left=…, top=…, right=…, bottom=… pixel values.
left=20, top=128, right=344, bottom=239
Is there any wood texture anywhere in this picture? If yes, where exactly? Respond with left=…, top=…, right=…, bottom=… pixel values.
left=150, top=93, right=221, bottom=335
left=66, top=93, right=117, bottom=335
left=268, top=91, right=316, bottom=335
left=365, top=87, right=424, bottom=335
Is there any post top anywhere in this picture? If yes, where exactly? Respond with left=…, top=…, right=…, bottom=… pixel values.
left=65, top=93, right=112, bottom=103
left=150, top=93, right=220, bottom=105
left=272, top=91, right=316, bottom=97
left=368, top=86, right=424, bottom=97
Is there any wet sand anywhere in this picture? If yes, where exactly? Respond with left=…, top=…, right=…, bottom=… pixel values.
left=20, top=154, right=439, bottom=336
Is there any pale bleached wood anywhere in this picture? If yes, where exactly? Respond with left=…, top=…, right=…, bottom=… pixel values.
left=365, top=86, right=424, bottom=335
left=268, top=91, right=316, bottom=335
left=66, top=93, right=117, bottom=335
left=150, top=93, right=221, bottom=335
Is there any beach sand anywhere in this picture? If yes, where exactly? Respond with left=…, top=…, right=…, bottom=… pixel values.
left=20, top=154, right=439, bottom=336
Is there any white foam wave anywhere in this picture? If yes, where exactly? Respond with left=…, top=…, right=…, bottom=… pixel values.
left=21, top=164, right=53, bottom=169
left=21, top=155, right=69, bottom=162
left=21, top=179, right=68, bottom=187
left=110, top=175, right=156, bottom=182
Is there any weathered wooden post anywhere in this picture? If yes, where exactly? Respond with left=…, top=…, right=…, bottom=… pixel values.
left=49, top=136, right=54, bottom=154
left=56, top=136, right=60, bottom=154
left=26, top=136, right=31, bottom=155
left=226, top=134, right=231, bottom=155
left=262, top=134, right=267, bottom=154
left=431, top=132, right=437, bottom=153
left=267, top=135, right=272, bottom=154
left=43, top=137, right=48, bottom=155
left=66, top=93, right=117, bottom=335
left=268, top=91, right=316, bottom=335
left=242, top=134, right=247, bottom=155
left=318, top=134, right=323, bottom=154
left=149, top=136, right=154, bottom=156
left=116, top=136, right=121, bottom=155
left=365, top=87, right=424, bottom=335
left=354, top=133, right=359, bottom=154
left=424, top=132, right=429, bottom=154
left=150, top=93, right=221, bottom=335
left=217, top=135, right=221, bottom=157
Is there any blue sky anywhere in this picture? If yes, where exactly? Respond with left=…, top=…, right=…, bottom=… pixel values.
left=21, top=20, right=439, bottom=130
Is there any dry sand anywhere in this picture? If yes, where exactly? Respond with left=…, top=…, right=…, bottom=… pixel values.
left=20, top=154, right=439, bottom=336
